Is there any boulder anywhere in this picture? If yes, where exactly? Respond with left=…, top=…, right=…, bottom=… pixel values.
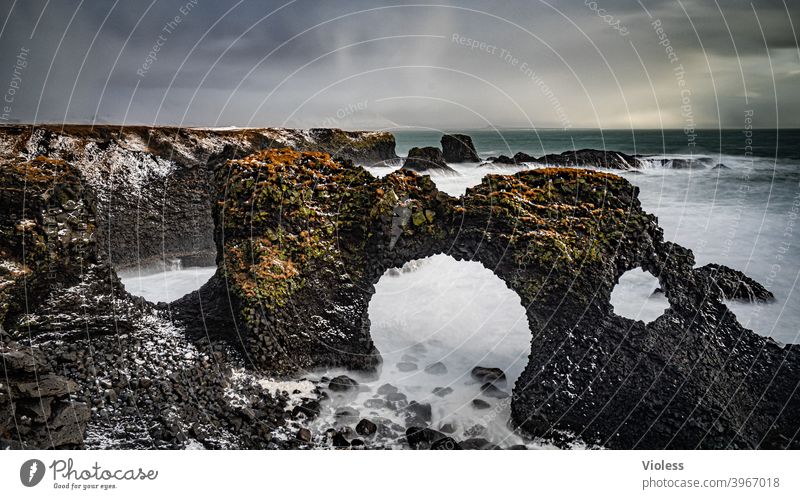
left=472, top=399, right=491, bottom=410
left=356, top=418, right=378, bottom=436
left=328, top=375, right=359, bottom=392
left=292, top=400, right=322, bottom=419
left=481, top=382, right=510, bottom=399
left=404, top=401, right=433, bottom=424
left=296, top=428, right=312, bottom=443
left=471, top=367, right=506, bottom=385
left=406, top=426, right=446, bottom=450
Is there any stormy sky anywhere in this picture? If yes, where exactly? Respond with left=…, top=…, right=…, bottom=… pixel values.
left=0, top=0, right=797, bottom=129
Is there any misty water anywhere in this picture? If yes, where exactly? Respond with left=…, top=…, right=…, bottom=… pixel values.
left=120, top=133, right=800, bottom=447
left=119, top=264, right=216, bottom=304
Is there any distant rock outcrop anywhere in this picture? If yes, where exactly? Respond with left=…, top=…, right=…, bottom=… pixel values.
left=402, top=146, right=456, bottom=174
left=441, top=134, right=480, bottom=163
left=489, top=148, right=642, bottom=170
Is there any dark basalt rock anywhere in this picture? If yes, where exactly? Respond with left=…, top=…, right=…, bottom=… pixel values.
left=296, top=428, right=312, bottom=443
left=0, top=154, right=307, bottom=450
left=696, top=263, right=774, bottom=303
left=535, top=149, right=642, bottom=169
left=4, top=142, right=796, bottom=450
left=441, top=134, right=481, bottom=163
left=0, top=125, right=397, bottom=270
left=439, top=422, right=456, bottom=434
left=0, top=341, right=90, bottom=449
left=431, top=437, right=462, bottom=450
left=489, top=149, right=642, bottom=170
left=292, top=400, right=322, bottom=419
left=460, top=438, right=495, bottom=450
left=513, top=152, right=537, bottom=163
left=480, top=382, right=509, bottom=399
left=404, top=401, right=433, bottom=424
left=472, top=399, right=491, bottom=410
left=308, top=128, right=398, bottom=166
left=189, top=148, right=796, bottom=449
left=471, top=367, right=506, bottom=385
left=328, top=375, right=359, bottom=392
left=406, top=426, right=447, bottom=450
left=356, top=418, right=378, bottom=436
left=402, top=146, right=457, bottom=174
left=490, top=154, right=516, bottom=165
left=331, top=431, right=351, bottom=448
left=648, top=157, right=710, bottom=169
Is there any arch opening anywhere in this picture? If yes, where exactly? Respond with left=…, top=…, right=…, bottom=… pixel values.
left=309, top=254, right=534, bottom=448
left=118, top=260, right=216, bottom=304
left=610, top=267, right=669, bottom=323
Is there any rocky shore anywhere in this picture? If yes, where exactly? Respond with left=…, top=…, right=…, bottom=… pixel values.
left=1, top=126, right=798, bottom=450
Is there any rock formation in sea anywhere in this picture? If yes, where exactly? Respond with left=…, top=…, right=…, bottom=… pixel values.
left=441, top=133, right=481, bottom=163
left=402, top=146, right=457, bottom=174
left=1, top=126, right=797, bottom=450
left=489, top=148, right=643, bottom=170
left=182, top=146, right=797, bottom=449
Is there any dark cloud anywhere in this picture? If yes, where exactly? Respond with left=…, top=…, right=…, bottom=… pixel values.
left=0, top=0, right=797, bottom=128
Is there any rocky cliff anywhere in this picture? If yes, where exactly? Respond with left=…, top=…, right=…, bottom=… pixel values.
left=1, top=129, right=798, bottom=450
left=0, top=125, right=397, bottom=271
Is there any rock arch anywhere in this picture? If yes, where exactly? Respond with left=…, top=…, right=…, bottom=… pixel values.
left=172, top=147, right=800, bottom=449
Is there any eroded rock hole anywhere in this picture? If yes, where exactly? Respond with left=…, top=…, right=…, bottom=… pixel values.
left=308, top=254, right=533, bottom=448
left=118, top=259, right=216, bottom=303
left=610, top=268, right=669, bottom=323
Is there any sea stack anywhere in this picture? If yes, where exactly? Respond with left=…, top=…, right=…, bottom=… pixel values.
left=441, top=134, right=481, bottom=163
left=402, top=146, right=456, bottom=173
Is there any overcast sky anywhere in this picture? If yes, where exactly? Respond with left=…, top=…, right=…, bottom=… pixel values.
left=0, top=0, right=797, bottom=129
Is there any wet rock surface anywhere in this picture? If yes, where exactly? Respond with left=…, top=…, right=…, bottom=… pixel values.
left=488, top=148, right=643, bottom=169
left=0, top=340, right=90, bottom=449
left=441, top=134, right=481, bottom=163
left=2, top=136, right=797, bottom=450
left=184, top=149, right=796, bottom=449
left=697, top=263, right=775, bottom=303
left=0, top=125, right=397, bottom=270
left=402, top=146, right=457, bottom=174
